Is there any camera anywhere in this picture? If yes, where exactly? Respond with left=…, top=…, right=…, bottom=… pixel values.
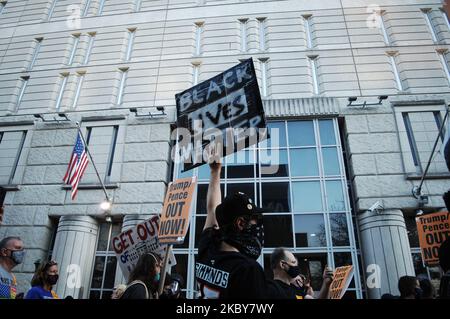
left=368, top=201, right=384, bottom=214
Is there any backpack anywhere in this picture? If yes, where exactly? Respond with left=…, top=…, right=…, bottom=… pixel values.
left=121, top=280, right=151, bottom=299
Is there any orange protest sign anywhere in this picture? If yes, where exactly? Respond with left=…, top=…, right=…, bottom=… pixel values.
left=158, top=176, right=197, bottom=244
left=416, top=211, right=450, bottom=266
left=329, top=265, right=354, bottom=299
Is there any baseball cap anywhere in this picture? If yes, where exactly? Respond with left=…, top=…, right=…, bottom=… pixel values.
left=215, top=192, right=265, bottom=227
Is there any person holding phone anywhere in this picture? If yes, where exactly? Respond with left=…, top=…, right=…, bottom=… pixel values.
left=291, top=274, right=315, bottom=299
left=268, top=247, right=334, bottom=299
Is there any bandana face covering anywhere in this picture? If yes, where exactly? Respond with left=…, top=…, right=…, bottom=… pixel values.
left=223, top=221, right=264, bottom=260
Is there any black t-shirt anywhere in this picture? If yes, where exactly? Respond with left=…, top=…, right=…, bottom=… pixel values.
left=196, top=228, right=270, bottom=299
left=267, top=279, right=306, bottom=299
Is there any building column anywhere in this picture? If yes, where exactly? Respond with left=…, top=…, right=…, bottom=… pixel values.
left=358, top=209, right=415, bottom=299
left=52, top=216, right=99, bottom=299
left=114, top=214, right=154, bottom=286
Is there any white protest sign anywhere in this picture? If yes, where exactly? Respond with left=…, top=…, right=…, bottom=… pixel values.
left=112, top=215, right=176, bottom=281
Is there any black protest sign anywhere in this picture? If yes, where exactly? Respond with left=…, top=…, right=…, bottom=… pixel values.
left=175, top=58, right=268, bottom=172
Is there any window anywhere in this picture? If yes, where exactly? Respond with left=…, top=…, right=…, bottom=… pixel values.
left=68, top=34, right=80, bottom=66
left=261, top=149, right=288, bottom=177
left=263, top=215, right=293, bottom=247
left=259, top=58, right=268, bottom=97
left=330, top=213, right=350, bottom=246
left=125, top=28, right=136, bottom=62
left=261, top=182, right=290, bottom=212
left=89, top=222, right=122, bottom=299
left=421, top=9, right=438, bottom=42
left=302, top=14, right=313, bottom=49
left=257, top=17, right=267, bottom=51
left=83, top=0, right=92, bottom=17
left=387, top=52, right=403, bottom=91
left=378, top=11, right=390, bottom=45
left=173, top=119, right=361, bottom=298
left=0, top=2, right=6, bottom=15
left=72, top=72, right=85, bottom=109
left=308, top=55, right=319, bottom=95
left=47, top=0, right=57, bottom=21
left=98, top=0, right=106, bottom=16
left=55, top=73, right=69, bottom=111
left=194, top=22, right=203, bottom=56
left=83, top=33, right=96, bottom=65
left=401, top=111, right=447, bottom=174
left=442, top=8, right=450, bottom=31
left=116, top=68, right=128, bottom=105
left=15, top=76, right=29, bottom=111
left=437, top=50, right=450, bottom=85
left=134, top=0, right=142, bottom=12
left=294, top=214, right=326, bottom=247
left=0, top=131, right=27, bottom=185
left=239, top=18, right=248, bottom=52
left=292, top=181, right=322, bottom=212
left=28, top=37, right=43, bottom=71
left=192, top=62, right=200, bottom=85
left=83, top=125, right=119, bottom=183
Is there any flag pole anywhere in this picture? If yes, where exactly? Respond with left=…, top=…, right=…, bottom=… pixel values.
left=75, top=121, right=110, bottom=202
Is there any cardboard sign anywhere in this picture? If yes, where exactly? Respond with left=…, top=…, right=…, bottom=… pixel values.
left=329, top=265, right=354, bottom=299
left=175, top=58, right=268, bottom=172
left=416, top=211, right=450, bottom=266
left=158, top=176, right=197, bottom=244
left=112, top=215, right=176, bottom=281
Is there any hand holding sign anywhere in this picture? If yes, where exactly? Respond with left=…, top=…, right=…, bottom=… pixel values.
left=323, top=265, right=334, bottom=286
left=329, top=265, right=354, bottom=299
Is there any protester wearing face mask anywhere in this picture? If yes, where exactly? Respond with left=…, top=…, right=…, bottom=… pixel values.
left=0, top=236, right=25, bottom=299
left=267, top=248, right=303, bottom=299
left=196, top=160, right=270, bottom=299
left=268, top=247, right=334, bottom=299
left=25, top=260, right=60, bottom=299
left=160, top=273, right=184, bottom=299
left=120, top=253, right=161, bottom=299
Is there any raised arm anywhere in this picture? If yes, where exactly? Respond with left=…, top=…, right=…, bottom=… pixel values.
left=317, top=266, right=334, bottom=299
left=204, top=161, right=222, bottom=230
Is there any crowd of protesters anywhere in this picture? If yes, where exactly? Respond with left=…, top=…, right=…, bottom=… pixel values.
left=1, top=164, right=450, bottom=300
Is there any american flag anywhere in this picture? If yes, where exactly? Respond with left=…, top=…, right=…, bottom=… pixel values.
left=63, top=131, right=89, bottom=200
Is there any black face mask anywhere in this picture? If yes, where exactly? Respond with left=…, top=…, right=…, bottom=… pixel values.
left=284, top=263, right=301, bottom=279
left=46, top=274, right=59, bottom=286
left=244, top=222, right=264, bottom=247
left=223, top=222, right=264, bottom=260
